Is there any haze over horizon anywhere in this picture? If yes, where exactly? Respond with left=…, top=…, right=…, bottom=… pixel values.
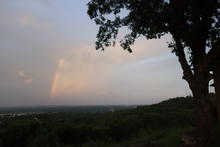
left=0, top=0, right=191, bottom=107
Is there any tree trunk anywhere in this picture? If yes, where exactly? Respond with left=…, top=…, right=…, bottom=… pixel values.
left=181, top=79, right=214, bottom=147
left=173, top=37, right=215, bottom=146
left=213, top=65, right=220, bottom=126
left=190, top=77, right=215, bottom=147
left=207, top=39, right=220, bottom=126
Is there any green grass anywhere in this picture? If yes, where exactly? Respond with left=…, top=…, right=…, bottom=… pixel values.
left=153, top=127, right=192, bottom=147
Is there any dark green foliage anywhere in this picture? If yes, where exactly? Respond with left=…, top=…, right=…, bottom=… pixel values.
left=0, top=96, right=218, bottom=147
left=87, top=0, right=220, bottom=54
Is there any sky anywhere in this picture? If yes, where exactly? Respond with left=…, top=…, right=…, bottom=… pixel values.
left=0, top=0, right=191, bottom=106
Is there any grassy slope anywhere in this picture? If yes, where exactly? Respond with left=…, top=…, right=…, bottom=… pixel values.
left=115, top=96, right=195, bottom=147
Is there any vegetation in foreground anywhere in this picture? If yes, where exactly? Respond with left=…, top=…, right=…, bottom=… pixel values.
left=0, top=96, right=219, bottom=147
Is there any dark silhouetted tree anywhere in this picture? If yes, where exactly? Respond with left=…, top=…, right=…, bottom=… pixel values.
left=208, top=40, right=220, bottom=126
left=87, top=0, right=220, bottom=146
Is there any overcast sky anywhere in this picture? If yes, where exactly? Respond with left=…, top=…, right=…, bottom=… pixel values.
left=0, top=0, right=191, bottom=106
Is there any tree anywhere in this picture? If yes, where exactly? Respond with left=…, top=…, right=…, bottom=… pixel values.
left=208, top=40, right=220, bottom=126
left=87, top=0, right=220, bottom=146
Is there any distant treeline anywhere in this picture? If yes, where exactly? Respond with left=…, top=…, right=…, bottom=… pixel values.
left=0, top=105, right=134, bottom=114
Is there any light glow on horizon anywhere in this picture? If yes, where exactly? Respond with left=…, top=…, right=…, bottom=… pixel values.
left=50, top=58, right=90, bottom=98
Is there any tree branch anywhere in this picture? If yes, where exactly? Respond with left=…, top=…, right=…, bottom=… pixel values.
left=174, top=38, right=194, bottom=84
left=208, top=73, right=214, bottom=81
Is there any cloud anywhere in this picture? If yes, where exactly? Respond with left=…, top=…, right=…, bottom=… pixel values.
left=36, top=0, right=50, bottom=5
left=25, top=78, right=34, bottom=85
left=19, top=16, right=36, bottom=26
left=17, top=71, right=26, bottom=77
left=29, top=0, right=51, bottom=6
left=49, top=35, right=174, bottom=99
left=18, top=16, right=54, bottom=30
left=17, top=70, right=34, bottom=85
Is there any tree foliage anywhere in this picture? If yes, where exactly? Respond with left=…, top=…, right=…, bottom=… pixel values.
left=88, top=0, right=219, bottom=54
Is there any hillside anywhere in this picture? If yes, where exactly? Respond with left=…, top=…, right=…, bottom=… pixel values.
left=0, top=96, right=217, bottom=147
